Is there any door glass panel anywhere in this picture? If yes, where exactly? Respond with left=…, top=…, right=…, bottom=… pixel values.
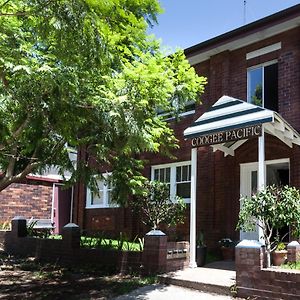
left=251, top=171, right=257, bottom=195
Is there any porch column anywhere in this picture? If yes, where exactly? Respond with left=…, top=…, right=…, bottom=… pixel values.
left=189, top=147, right=197, bottom=268
left=258, top=125, right=265, bottom=243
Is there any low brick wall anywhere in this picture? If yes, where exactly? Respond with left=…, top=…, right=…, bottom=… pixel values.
left=2, top=219, right=142, bottom=274
left=1, top=219, right=190, bottom=275
left=236, top=240, right=300, bottom=299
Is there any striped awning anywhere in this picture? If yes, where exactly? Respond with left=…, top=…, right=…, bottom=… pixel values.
left=184, top=95, right=300, bottom=156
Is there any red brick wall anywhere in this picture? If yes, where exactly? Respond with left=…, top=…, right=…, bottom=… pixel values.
left=0, top=181, right=52, bottom=222
left=236, top=244, right=300, bottom=299
left=75, top=26, right=300, bottom=247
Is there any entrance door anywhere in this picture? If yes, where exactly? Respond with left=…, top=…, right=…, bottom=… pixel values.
left=240, top=159, right=289, bottom=240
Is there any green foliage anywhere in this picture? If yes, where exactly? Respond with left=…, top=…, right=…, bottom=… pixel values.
left=0, top=0, right=206, bottom=199
left=27, top=221, right=53, bottom=238
left=0, top=220, right=10, bottom=230
left=237, top=185, right=300, bottom=267
left=276, top=242, right=286, bottom=251
left=281, top=261, right=300, bottom=270
left=196, top=230, right=205, bottom=247
left=132, top=180, right=187, bottom=230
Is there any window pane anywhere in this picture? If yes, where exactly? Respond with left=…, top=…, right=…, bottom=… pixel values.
left=249, top=68, right=262, bottom=106
left=107, top=190, right=112, bottom=205
left=177, top=182, right=191, bottom=198
left=264, top=63, right=278, bottom=111
left=91, top=191, right=104, bottom=205
left=154, top=169, right=159, bottom=181
left=159, top=168, right=165, bottom=182
left=182, top=165, right=188, bottom=181
left=176, top=166, right=181, bottom=182
left=165, top=167, right=170, bottom=182
left=251, top=171, right=257, bottom=195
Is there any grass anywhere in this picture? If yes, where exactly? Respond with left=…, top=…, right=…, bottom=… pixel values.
left=280, top=261, right=300, bottom=270
left=48, top=234, right=143, bottom=251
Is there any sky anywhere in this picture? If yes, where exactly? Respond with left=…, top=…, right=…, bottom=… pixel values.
left=148, top=0, right=300, bottom=51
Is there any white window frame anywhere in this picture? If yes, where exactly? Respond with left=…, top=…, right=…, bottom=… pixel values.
left=151, top=161, right=191, bottom=203
left=247, top=60, right=278, bottom=108
left=86, top=173, right=117, bottom=209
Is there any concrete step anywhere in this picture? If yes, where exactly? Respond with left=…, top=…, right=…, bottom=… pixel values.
left=158, top=264, right=236, bottom=297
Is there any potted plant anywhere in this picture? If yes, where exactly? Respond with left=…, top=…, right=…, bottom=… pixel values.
left=219, top=238, right=236, bottom=260
left=272, top=242, right=287, bottom=266
left=196, top=231, right=207, bottom=267
left=237, top=185, right=300, bottom=267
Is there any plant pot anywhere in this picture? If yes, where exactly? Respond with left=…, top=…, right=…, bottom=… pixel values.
left=221, top=247, right=235, bottom=261
left=196, top=246, right=207, bottom=267
left=272, top=250, right=287, bottom=266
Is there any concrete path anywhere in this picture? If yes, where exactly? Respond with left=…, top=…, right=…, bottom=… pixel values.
left=113, top=284, right=236, bottom=300
left=159, top=261, right=236, bottom=296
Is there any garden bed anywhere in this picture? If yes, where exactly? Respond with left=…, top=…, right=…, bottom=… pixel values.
left=0, top=250, right=157, bottom=299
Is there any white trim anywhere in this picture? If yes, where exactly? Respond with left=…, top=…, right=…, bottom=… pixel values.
left=161, top=110, right=196, bottom=121
left=246, top=42, right=281, bottom=60
left=151, top=160, right=192, bottom=203
left=189, top=148, right=197, bottom=268
left=188, top=16, right=300, bottom=65
left=86, top=173, right=116, bottom=209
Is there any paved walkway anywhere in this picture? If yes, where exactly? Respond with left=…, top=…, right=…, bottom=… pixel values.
left=159, top=261, right=236, bottom=296
left=113, top=284, right=236, bottom=300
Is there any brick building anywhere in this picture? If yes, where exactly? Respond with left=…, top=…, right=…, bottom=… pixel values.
left=0, top=163, right=75, bottom=235
left=73, top=4, right=300, bottom=263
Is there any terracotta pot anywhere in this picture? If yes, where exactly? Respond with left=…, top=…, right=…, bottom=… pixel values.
left=221, top=247, right=235, bottom=261
left=272, top=250, right=287, bottom=266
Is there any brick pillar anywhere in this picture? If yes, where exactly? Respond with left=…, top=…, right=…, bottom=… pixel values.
left=11, top=216, right=27, bottom=237
left=236, top=240, right=264, bottom=299
left=287, top=241, right=300, bottom=263
left=142, top=230, right=167, bottom=274
left=62, top=223, right=80, bottom=249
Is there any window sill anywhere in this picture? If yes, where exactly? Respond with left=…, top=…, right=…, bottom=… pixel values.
left=85, top=205, right=119, bottom=209
left=159, top=110, right=196, bottom=121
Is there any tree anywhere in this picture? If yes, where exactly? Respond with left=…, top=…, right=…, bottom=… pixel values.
left=237, top=185, right=300, bottom=267
left=0, top=1, right=206, bottom=196
left=132, top=180, right=186, bottom=230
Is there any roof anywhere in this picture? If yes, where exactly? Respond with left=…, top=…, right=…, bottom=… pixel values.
left=183, top=95, right=300, bottom=156
left=185, top=4, right=300, bottom=65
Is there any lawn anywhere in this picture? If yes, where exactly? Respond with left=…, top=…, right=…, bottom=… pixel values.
left=280, top=261, right=300, bottom=270
left=0, top=250, right=157, bottom=299
left=48, top=234, right=143, bottom=251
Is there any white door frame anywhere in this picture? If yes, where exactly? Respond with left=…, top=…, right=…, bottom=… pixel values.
left=240, top=158, right=290, bottom=241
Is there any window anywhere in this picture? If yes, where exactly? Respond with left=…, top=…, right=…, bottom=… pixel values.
left=247, top=61, right=278, bottom=111
left=151, top=161, right=191, bottom=202
left=156, top=100, right=196, bottom=119
left=86, top=174, right=115, bottom=208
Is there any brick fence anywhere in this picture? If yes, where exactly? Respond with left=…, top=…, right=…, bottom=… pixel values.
left=0, top=218, right=189, bottom=275
left=236, top=240, right=300, bottom=299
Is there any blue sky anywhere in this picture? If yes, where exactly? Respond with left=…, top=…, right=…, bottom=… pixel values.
left=149, top=0, right=300, bottom=50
